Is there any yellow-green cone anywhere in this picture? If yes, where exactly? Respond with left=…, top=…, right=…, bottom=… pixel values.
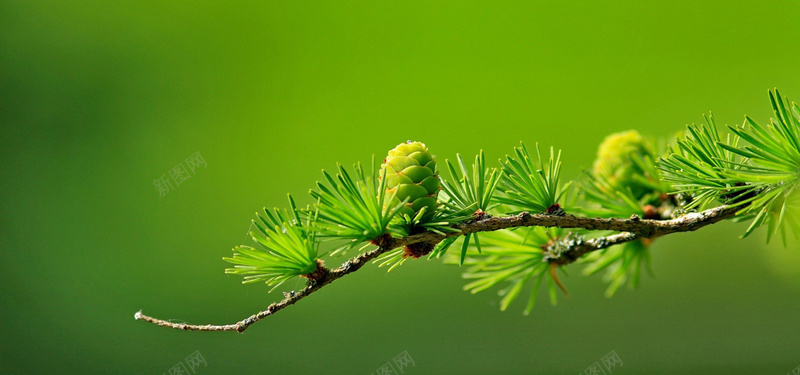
left=382, top=141, right=439, bottom=221
left=592, top=130, right=654, bottom=199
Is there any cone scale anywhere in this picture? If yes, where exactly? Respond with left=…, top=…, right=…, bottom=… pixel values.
left=382, top=141, right=440, bottom=222
left=381, top=141, right=440, bottom=258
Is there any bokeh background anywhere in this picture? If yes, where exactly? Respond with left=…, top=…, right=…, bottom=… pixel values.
left=2, top=1, right=799, bottom=374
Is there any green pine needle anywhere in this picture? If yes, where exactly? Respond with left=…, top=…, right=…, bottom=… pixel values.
left=579, top=173, right=646, bottom=218
left=581, top=240, right=653, bottom=298
left=448, top=227, right=564, bottom=315
left=658, top=89, right=800, bottom=243
left=496, top=143, right=571, bottom=214
left=223, top=195, right=320, bottom=290
left=388, top=202, right=472, bottom=238
left=310, top=162, right=407, bottom=255
left=658, top=113, right=744, bottom=210
left=724, top=90, right=800, bottom=243
left=440, top=150, right=503, bottom=214
left=374, top=205, right=475, bottom=272
left=431, top=150, right=503, bottom=261
left=373, top=247, right=406, bottom=272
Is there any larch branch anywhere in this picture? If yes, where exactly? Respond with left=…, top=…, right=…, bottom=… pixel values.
left=135, top=205, right=738, bottom=333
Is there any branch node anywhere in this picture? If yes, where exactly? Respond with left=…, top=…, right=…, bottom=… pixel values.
left=545, top=203, right=565, bottom=216
left=301, top=259, right=329, bottom=283
left=403, top=241, right=435, bottom=258
left=642, top=205, right=659, bottom=220
left=472, top=208, right=489, bottom=222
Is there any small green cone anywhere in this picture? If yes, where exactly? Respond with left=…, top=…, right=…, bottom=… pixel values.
left=592, top=130, right=654, bottom=199
left=382, top=141, right=440, bottom=222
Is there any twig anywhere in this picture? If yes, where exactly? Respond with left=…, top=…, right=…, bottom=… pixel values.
left=135, top=205, right=738, bottom=332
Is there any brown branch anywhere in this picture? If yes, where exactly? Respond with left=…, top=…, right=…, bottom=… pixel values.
left=135, top=236, right=407, bottom=333
left=134, top=205, right=738, bottom=333
left=541, top=205, right=740, bottom=265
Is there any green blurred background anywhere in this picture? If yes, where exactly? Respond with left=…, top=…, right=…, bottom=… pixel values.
left=2, top=1, right=799, bottom=374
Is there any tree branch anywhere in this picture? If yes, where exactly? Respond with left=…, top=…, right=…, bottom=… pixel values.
left=134, top=205, right=738, bottom=332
